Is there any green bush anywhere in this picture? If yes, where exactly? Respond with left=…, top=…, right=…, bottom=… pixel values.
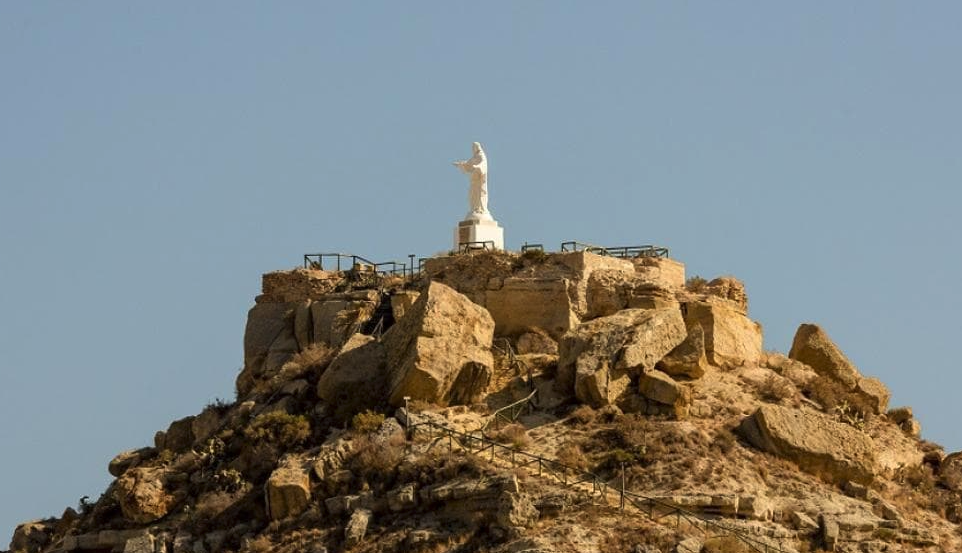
left=351, top=410, right=385, bottom=434
left=244, top=412, right=310, bottom=448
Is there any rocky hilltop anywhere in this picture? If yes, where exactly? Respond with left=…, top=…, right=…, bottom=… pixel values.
left=8, top=250, right=961, bottom=553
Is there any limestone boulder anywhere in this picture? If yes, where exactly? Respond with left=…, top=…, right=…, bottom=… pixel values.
left=854, top=377, right=890, bottom=415
left=788, top=324, right=860, bottom=388
left=738, top=405, right=877, bottom=484
left=265, top=462, right=311, bottom=521
left=108, top=447, right=154, bottom=477
left=114, top=467, right=176, bottom=524
left=639, top=370, right=688, bottom=405
left=682, top=300, right=762, bottom=368
left=495, top=492, right=539, bottom=535
left=485, top=277, right=579, bottom=339
left=557, top=308, right=687, bottom=408
left=383, top=282, right=495, bottom=407
left=316, top=334, right=386, bottom=416
left=656, top=325, right=708, bottom=379
left=345, top=509, right=372, bottom=547
left=639, top=370, right=690, bottom=418
left=585, top=269, right=632, bottom=318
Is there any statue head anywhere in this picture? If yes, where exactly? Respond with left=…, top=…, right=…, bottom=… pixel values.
left=472, top=142, right=483, bottom=154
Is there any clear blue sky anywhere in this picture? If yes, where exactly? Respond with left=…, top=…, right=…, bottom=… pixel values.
left=1, top=2, right=960, bottom=540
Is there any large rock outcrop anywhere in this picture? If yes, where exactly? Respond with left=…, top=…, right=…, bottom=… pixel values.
left=265, top=462, right=311, bottom=521
left=789, top=324, right=860, bottom=388
left=114, top=467, right=176, bottom=524
left=789, top=324, right=890, bottom=414
left=316, top=334, right=387, bottom=415
left=557, top=308, right=687, bottom=407
left=682, top=300, right=762, bottom=368
left=738, top=405, right=877, bottom=485
left=382, top=282, right=495, bottom=407
left=240, top=302, right=296, bottom=395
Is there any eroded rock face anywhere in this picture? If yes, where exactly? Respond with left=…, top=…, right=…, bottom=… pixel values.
left=486, top=278, right=579, bottom=339
left=631, top=257, right=686, bottom=289
left=265, top=463, right=311, bottom=521
left=557, top=308, right=686, bottom=407
left=390, top=291, right=420, bottom=321
left=114, top=467, right=175, bottom=524
left=585, top=269, right=632, bottom=319
left=240, top=302, right=295, bottom=396
left=9, top=520, right=54, bottom=553
left=656, top=325, right=708, bottom=379
left=627, top=283, right=678, bottom=310
left=310, top=298, right=376, bottom=350
left=738, top=405, right=877, bottom=485
left=383, top=282, right=495, bottom=407
left=683, top=300, right=762, bottom=368
left=705, top=277, right=748, bottom=313
left=788, top=324, right=860, bottom=388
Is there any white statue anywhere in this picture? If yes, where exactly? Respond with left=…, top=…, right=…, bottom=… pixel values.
left=453, top=142, right=489, bottom=217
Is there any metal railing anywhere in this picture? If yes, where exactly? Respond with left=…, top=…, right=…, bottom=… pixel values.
left=303, top=253, right=425, bottom=279
left=457, top=240, right=496, bottom=254
left=521, top=242, right=545, bottom=253
left=481, top=389, right=538, bottom=433
left=406, top=419, right=791, bottom=553
left=559, top=241, right=669, bottom=259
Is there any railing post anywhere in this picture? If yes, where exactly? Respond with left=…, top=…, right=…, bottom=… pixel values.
left=620, top=462, right=626, bottom=512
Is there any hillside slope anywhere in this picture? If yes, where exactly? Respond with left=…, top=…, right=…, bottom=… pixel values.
left=8, top=251, right=961, bottom=553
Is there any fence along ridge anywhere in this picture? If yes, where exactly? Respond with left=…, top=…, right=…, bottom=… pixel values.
left=407, top=418, right=792, bottom=553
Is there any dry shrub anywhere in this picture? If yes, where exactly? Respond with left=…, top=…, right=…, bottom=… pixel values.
left=758, top=374, right=796, bottom=403
left=494, top=423, right=531, bottom=450
left=408, top=400, right=438, bottom=413
left=400, top=448, right=490, bottom=485
left=281, top=343, right=334, bottom=379
left=599, top=525, right=679, bottom=553
left=703, top=535, right=754, bottom=553
left=351, top=410, right=385, bottom=434
left=712, top=428, right=737, bottom=454
left=243, top=535, right=273, bottom=553
left=350, top=434, right=405, bottom=486
left=805, top=377, right=873, bottom=427
left=244, top=412, right=311, bottom=448
left=568, top=405, right=597, bottom=425
left=685, top=275, right=708, bottom=292
left=556, top=442, right=589, bottom=471
left=614, top=414, right=652, bottom=450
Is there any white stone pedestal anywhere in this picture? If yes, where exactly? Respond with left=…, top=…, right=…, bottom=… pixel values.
left=454, top=213, right=504, bottom=251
